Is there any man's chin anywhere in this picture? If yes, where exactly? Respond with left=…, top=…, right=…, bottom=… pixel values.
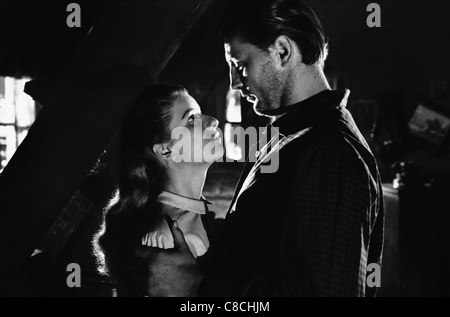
left=253, top=105, right=264, bottom=116
left=252, top=101, right=272, bottom=117
left=243, top=94, right=263, bottom=115
left=244, top=94, right=275, bottom=117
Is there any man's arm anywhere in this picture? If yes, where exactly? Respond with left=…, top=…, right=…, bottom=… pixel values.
left=289, top=142, right=373, bottom=296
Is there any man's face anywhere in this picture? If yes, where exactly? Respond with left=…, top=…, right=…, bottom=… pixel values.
left=224, top=37, right=285, bottom=116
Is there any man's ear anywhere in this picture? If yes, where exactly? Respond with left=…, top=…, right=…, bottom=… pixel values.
left=270, top=35, right=299, bottom=67
left=152, top=143, right=172, bottom=160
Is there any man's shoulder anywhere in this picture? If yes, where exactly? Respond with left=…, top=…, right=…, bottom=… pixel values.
left=283, top=126, right=350, bottom=153
left=279, top=126, right=379, bottom=182
left=279, top=126, right=373, bottom=170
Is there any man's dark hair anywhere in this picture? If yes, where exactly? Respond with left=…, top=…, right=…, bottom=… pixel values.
left=221, top=0, right=329, bottom=66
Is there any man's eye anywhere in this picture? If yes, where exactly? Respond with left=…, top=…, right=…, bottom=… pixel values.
left=232, top=62, right=244, bottom=71
left=188, top=114, right=195, bottom=122
left=236, top=64, right=247, bottom=77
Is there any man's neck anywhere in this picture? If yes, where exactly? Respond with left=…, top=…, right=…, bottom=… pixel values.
left=283, top=64, right=331, bottom=107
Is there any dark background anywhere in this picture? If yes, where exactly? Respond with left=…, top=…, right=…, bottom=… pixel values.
left=0, top=0, right=449, bottom=297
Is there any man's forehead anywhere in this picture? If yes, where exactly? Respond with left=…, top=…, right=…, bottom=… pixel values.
left=225, top=35, right=250, bottom=58
left=224, top=42, right=238, bottom=61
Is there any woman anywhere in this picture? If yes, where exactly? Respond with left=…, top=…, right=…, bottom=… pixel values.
left=92, top=84, right=224, bottom=296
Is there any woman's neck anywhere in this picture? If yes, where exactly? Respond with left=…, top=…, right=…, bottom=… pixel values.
left=164, top=164, right=209, bottom=200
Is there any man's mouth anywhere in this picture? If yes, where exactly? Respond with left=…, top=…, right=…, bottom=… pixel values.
left=246, top=94, right=258, bottom=103
left=238, top=87, right=250, bottom=97
left=239, top=89, right=257, bottom=103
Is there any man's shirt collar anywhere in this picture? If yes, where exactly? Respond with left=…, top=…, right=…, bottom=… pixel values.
left=266, top=89, right=350, bottom=136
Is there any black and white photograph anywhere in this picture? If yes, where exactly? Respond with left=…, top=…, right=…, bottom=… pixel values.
left=0, top=0, right=450, bottom=300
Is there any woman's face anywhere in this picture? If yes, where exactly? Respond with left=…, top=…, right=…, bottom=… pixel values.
left=167, top=93, right=224, bottom=164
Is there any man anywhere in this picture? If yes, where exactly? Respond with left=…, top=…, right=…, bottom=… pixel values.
left=137, top=0, right=384, bottom=297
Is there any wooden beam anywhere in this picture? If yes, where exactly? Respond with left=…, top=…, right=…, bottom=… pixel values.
left=0, top=0, right=212, bottom=292
left=158, top=0, right=230, bottom=103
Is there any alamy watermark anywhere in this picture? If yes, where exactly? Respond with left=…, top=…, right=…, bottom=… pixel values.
left=66, top=263, right=81, bottom=288
left=170, top=120, right=280, bottom=174
left=64, top=262, right=380, bottom=290
left=66, top=3, right=81, bottom=28
left=67, top=2, right=381, bottom=29
left=367, top=3, right=381, bottom=28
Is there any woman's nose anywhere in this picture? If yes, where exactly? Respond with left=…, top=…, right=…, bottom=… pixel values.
left=203, top=115, right=219, bottom=128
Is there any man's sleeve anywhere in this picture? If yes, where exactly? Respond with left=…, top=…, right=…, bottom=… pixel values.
left=284, top=140, right=376, bottom=296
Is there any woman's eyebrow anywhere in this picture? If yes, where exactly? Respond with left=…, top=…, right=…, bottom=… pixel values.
left=181, top=108, right=196, bottom=120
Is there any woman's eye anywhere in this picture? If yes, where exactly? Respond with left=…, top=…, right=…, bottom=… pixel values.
left=188, top=114, right=201, bottom=122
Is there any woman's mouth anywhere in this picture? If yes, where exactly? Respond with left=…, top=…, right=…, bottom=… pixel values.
left=212, top=131, right=221, bottom=140
left=205, top=129, right=221, bottom=140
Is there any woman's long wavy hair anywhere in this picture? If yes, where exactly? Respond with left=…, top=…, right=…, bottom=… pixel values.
left=92, top=84, right=186, bottom=294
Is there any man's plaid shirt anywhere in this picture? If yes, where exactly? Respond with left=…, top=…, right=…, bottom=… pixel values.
left=200, top=89, right=384, bottom=297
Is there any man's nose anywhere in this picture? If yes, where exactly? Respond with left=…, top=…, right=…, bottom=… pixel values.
left=230, top=66, right=243, bottom=91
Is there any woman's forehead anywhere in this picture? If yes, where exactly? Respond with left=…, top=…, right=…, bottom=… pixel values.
left=169, top=93, right=202, bottom=127
left=174, top=93, right=201, bottom=112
